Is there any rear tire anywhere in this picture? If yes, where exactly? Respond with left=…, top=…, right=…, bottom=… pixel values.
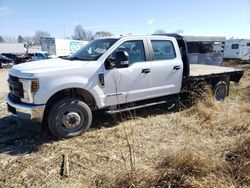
left=48, top=98, right=92, bottom=138
left=213, top=81, right=228, bottom=101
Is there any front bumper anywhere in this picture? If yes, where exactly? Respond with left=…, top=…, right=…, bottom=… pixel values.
left=6, top=93, right=46, bottom=123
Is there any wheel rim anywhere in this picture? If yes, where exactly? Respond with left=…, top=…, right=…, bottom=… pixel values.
left=215, top=84, right=227, bottom=101
left=59, top=108, right=84, bottom=133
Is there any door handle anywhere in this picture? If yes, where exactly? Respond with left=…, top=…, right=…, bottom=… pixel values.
left=173, top=66, right=180, bottom=70
left=142, top=68, right=151, bottom=74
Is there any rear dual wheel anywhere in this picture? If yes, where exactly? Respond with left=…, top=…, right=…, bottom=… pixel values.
left=48, top=98, right=92, bottom=138
left=213, top=81, right=228, bottom=101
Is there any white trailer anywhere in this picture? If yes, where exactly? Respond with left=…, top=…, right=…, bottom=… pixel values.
left=0, top=43, right=27, bottom=54
left=224, top=39, right=250, bottom=61
left=40, top=38, right=88, bottom=57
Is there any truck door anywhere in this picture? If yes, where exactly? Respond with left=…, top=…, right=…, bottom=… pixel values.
left=104, top=40, right=151, bottom=106
left=149, top=39, right=183, bottom=98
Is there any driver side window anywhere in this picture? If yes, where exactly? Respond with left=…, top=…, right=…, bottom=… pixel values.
left=112, top=40, right=146, bottom=64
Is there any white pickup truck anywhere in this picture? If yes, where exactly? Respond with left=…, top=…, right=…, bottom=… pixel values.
left=7, top=35, right=244, bottom=138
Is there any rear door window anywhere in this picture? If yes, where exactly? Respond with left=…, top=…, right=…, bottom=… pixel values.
left=151, top=40, right=176, bottom=60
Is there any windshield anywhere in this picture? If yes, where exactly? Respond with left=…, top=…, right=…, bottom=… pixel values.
left=70, top=38, right=118, bottom=61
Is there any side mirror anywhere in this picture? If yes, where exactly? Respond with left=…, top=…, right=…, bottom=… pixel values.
left=115, top=51, right=129, bottom=68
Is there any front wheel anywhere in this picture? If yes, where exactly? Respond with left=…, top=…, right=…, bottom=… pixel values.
left=48, top=98, right=92, bottom=138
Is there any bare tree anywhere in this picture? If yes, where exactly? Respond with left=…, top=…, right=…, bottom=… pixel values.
left=154, top=29, right=167, bottom=34
left=0, top=36, right=3, bottom=43
left=3, top=36, right=16, bottom=43
left=174, top=29, right=184, bottom=34
left=94, top=31, right=112, bottom=38
left=17, top=35, right=24, bottom=43
left=72, top=25, right=87, bottom=40
left=23, top=36, right=33, bottom=45
left=33, top=30, right=51, bottom=45
left=86, top=30, right=94, bottom=41
left=71, top=25, right=95, bottom=41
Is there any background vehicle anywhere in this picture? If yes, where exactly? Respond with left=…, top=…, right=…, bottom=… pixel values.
left=223, top=39, right=250, bottom=61
left=0, top=43, right=33, bottom=64
left=40, top=37, right=88, bottom=57
left=0, top=54, right=14, bottom=68
left=0, top=43, right=27, bottom=54
left=6, top=35, right=243, bottom=138
left=33, top=51, right=49, bottom=61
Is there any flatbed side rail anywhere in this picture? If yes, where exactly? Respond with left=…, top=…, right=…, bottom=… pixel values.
left=187, top=69, right=244, bottom=83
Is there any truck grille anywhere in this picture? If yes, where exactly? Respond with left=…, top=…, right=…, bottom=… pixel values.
left=8, top=74, right=24, bottom=102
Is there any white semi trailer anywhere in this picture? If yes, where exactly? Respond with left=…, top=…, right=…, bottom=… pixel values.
left=0, top=43, right=27, bottom=54
left=40, top=38, right=88, bottom=57
left=223, top=39, right=250, bottom=61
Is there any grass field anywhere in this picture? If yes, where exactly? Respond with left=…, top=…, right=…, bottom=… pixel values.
left=0, top=61, right=249, bottom=187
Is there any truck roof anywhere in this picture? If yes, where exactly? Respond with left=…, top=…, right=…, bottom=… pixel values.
left=153, top=33, right=226, bottom=42
left=96, top=35, right=176, bottom=40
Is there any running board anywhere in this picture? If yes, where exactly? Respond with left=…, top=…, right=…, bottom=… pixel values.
left=106, top=100, right=168, bottom=114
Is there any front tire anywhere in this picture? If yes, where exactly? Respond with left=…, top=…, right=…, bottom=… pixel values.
left=48, top=98, right=92, bottom=138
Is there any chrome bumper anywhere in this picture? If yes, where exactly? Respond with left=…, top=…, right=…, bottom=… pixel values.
left=6, top=94, right=46, bottom=123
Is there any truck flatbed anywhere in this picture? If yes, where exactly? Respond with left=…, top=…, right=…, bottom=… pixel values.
left=189, top=64, right=244, bottom=82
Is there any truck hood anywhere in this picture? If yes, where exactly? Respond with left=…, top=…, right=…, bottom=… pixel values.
left=9, top=58, right=90, bottom=78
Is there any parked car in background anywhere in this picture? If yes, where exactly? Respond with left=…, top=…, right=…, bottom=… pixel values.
left=33, top=51, right=49, bottom=61
left=1, top=53, right=33, bottom=64
left=0, top=54, right=14, bottom=68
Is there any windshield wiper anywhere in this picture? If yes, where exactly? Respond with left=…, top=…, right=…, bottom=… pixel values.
left=59, top=56, right=70, bottom=60
left=69, top=56, right=87, bottom=61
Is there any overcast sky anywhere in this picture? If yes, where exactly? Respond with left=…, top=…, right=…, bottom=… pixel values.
left=0, top=0, right=249, bottom=39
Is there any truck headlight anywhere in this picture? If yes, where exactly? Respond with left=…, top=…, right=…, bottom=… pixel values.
left=19, top=78, right=39, bottom=103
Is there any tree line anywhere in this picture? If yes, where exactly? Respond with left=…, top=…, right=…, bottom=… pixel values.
left=0, top=24, right=113, bottom=45
left=0, top=24, right=183, bottom=45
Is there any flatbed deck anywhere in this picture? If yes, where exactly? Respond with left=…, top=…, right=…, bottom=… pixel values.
left=188, top=64, right=244, bottom=82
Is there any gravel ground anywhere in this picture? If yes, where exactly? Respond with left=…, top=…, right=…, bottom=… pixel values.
left=0, top=69, right=9, bottom=100
left=0, top=100, right=7, bottom=112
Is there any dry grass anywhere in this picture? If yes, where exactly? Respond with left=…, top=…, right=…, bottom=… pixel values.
left=0, top=68, right=9, bottom=100
left=0, top=62, right=249, bottom=188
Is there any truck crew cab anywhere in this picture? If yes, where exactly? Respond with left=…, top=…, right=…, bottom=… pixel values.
left=7, top=35, right=244, bottom=138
